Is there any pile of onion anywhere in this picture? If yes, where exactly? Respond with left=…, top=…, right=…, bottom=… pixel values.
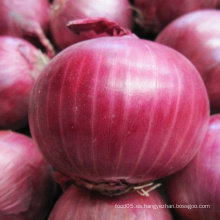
left=0, top=36, right=49, bottom=130
left=48, top=185, right=173, bottom=220
left=133, top=0, right=217, bottom=34
left=50, top=0, right=133, bottom=49
left=0, top=0, right=54, bottom=57
left=29, top=18, right=209, bottom=196
left=156, top=9, right=220, bottom=113
left=164, top=114, right=220, bottom=220
left=0, top=130, right=56, bottom=220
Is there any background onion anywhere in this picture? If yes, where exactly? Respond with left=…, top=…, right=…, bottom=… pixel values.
left=49, top=0, right=133, bottom=50
left=49, top=185, right=173, bottom=220
left=0, top=130, right=56, bottom=220
left=0, top=36, right=49, bottom=130
left=163, top=114, right=220, bottom=220
left=156, top=9, right=220, bottom=114
left=0, top=0, right=54, bottom=57
left=133, top=0, right=217, bottom=34
left=29, top=19, right=209, bottom=196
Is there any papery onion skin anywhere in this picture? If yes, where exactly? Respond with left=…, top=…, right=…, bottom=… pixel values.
left=50, top=0, right=133, bottom=50
left=0, top=130, right=56, bottom=220
left=0, top=0, right=54, bottom=57
left=133, top=0, right=217, bottom=34
left=29, top=25, right=209, bottom=196
left=0, top=36, right=49, bottom=130
left=49, top=185, right=173, bottom=220
left=156, top=9, right=220, bottom=113
left=164, top=114, right=220, bottom=220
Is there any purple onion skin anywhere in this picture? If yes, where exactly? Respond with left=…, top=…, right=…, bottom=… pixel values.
left=134, top=0, right=217, bottom=34
left=29, top=35, right=209, bottom=196
left=49, top=185, right=173, bottom=220
left=156, top=10, right=220, bottom=114
left=0, top=36, right=49, bottom=130
left=0, top=0, right=54, bottom=57
left=50, top=0, right=133, bottom=50
left=0, top=130, right=56, bottom=220
left=164, top=114, right=220, bottom=220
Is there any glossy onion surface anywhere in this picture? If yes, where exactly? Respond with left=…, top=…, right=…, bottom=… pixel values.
left=49, top=185, right=173, bottom=220
left=50, top=0, right=133, bottom=49
left=156, top=9, right=220, bottom=113
left=164, top=114, right=220, bottom=220
left=29, top=35, right=209, bottom=195
left=0, top=130, right=56, bottom=220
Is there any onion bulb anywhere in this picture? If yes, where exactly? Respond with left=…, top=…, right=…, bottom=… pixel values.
left=156, top=9, right=220, bottom=113
left=29, top=18, right=209, bottom=196
left=164, top=114, right=220, bottom=220
left=0, top=130, right=56, bottom=220
left=49, top=185, right=173, bottom=220
left=0, top=0, right=54, bottom=57
left=0, top=36, right=49, bottom=130
left=50, top=0, right=133, bottom=50
left=134, top=0, right=217, bottom=34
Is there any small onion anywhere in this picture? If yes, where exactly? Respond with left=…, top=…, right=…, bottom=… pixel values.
left=156, top=9, right=220, bottom=113
left=29, top=18, right=209, bottom=196
left=164, top=114, right=220, bottom=220
left=0, top=0, right=54, bottom=57
left=50, top=0, right=133, bottom=50
left=133, top=0, right=217, bottom=34
left=0, top=130, right=56, bottom=220
left=49, top=185, right=173, bottom=220
left=0, top=36, right=49, bottom=130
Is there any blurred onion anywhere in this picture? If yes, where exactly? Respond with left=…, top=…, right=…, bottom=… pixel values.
left=50, top=0, right=133, bottom=49
left=0, top=130, right=56, bottom=220
left=0, top=0, right=54, bottom=57
left=164, top=114, right=220, bottom=220
left=134, top=0, right=217, bottom=34
left=0, top=36, right=49, bottom=130
left=156, top=9, right=220, bottom=113
left=49, top=185, right=173, bottom=220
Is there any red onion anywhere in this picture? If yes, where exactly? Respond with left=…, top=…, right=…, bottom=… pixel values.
left=0, top=0, right=54, bottom=57
left=29, top=18, right=209, bottom=196
left=0, top=36, right=49, bottom=130
left=0, top=130, right=56, bottom=220
left=50, top=0, right=133, bottom=50
left=164, top=114, right=220, bottom=220
left=134, top=0, right=217, bottom=34
left=156, top=9, right=220, bottom=113
left=49, top=185, right=173, bottom=220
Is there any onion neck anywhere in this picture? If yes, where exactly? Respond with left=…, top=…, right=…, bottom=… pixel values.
left=54, top=171, right=160, bottom=197
left=67, top=17, right=136, bottom=38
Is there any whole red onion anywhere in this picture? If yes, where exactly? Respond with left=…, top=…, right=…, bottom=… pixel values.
left=134, top=0, right=217, bottom=34
left=0, top=0, right=54, bottom=57
left=0, top=130, right=56, bottom=220
left=50, top=0, right=133, bottom=50
left=164, top=114, right=220, bottom=220
left=29, top=18, right=209, bottom=196
left=49, top=185, right=173, bottom=220
left=0, top=36, right=49, bottom=130
left=156, top=9, right=220, bottom=113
